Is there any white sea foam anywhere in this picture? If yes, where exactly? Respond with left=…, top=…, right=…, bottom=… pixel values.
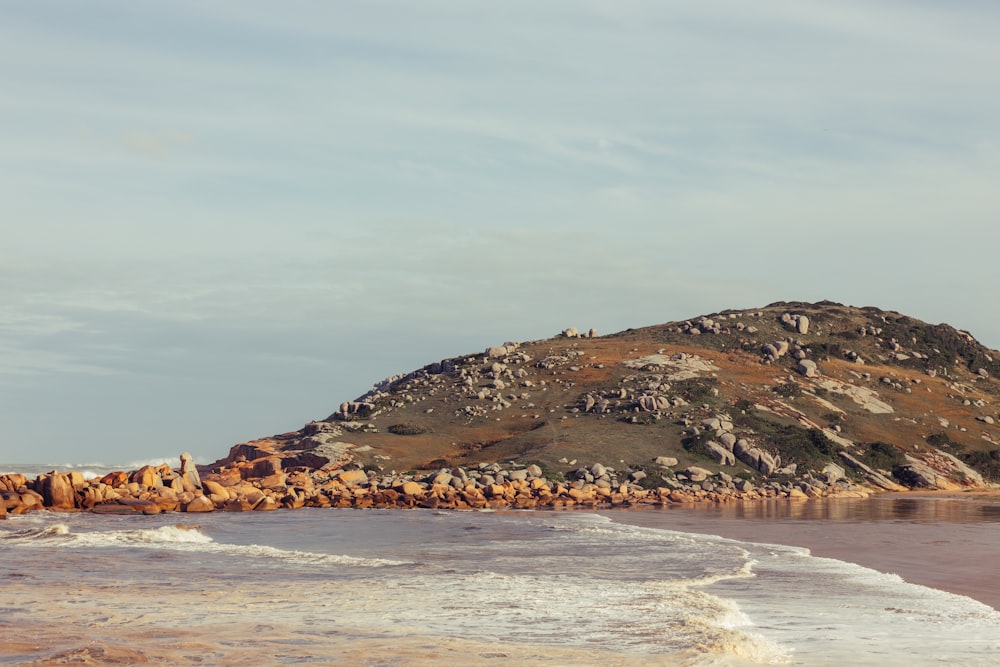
left=7, top=509, right=1000, bottom=665
left=3, top=520, right=410, bottom=568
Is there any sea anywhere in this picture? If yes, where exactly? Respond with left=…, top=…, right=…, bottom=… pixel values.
left=3, top=464, right=1000, bottom=666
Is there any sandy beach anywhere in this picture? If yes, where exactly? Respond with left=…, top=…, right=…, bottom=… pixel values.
left=609, top=491, right=1000, bottom=610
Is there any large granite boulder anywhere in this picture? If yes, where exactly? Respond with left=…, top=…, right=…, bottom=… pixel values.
left=36, top=472, right=76, bottom=509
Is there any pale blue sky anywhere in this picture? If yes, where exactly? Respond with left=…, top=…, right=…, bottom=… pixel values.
left=3, top=1, right=999, bottom=465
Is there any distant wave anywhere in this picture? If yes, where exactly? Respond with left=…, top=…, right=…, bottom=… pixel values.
left=2, top=522, right=409, bottom=568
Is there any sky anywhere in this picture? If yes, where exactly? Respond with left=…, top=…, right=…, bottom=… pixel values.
left=3, top=1, right=1000, bottom=465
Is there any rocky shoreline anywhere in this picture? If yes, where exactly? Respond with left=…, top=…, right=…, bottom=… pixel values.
left=1, top=452, right=887, bottom=518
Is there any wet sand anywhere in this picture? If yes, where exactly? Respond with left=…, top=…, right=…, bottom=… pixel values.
left=608, top=492, right=1000, bottom=610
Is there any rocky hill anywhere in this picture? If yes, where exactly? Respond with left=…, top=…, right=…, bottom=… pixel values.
left=7, top=301, right=1000, bottom=516
left=210, top=301, right=1000, bottom=498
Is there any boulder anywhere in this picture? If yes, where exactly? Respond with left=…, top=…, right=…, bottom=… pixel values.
left=203, top=480, right=230, bottom=499
left=703, top=441, right=736, bottom=466
left=684, top=466, right=711, bottom=482
left=180, top=452, right=203, bottom=492
left=36, top=472, right=76, bottom=509
left=183, top=495, right=215, bottom=513
left=821, top=463, right=846, bottom=484
left=718, top=433, right=737, bottom=450
left=397, top=481, right=425, bottom=497
left=256, top=496, right=279, bottom=511
left=337, top=469, right=370, bottom=486
left=101, top=471, right=129, bottom=488
left=654, top=456, right=678, bottom=467
left=796, top=359, right=818, bottom=378
left=131, top=465, right=162, bottom=489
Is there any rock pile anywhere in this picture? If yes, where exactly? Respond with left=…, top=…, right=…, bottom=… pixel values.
left=0, top=453, right=208, bottom=516
left=2, top=451, right=883, bottom=518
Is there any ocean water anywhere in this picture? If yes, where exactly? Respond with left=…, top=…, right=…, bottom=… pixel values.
left=3, top=506, right=999, bottom=666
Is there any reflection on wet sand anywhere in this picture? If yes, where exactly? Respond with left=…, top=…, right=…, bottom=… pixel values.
left=643, top=493, right=1000, bottom=524
left=612, top=493, right=1000, bottom=610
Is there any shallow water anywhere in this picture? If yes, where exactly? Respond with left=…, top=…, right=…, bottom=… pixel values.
left=613, top=494, right=1000, bottom=609
left=3, top=505, right=1000, bottom=666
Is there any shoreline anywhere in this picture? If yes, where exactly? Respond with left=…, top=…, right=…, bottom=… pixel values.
left=604, top=493, right=1000, bottom=611
left=6, top=463, right=999, bottom=610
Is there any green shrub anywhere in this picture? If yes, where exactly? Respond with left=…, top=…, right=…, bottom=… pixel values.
left=960, top=449, right=1000, bottom=481
left=772, top=382, right=800, bottom=398
left=673, top=377, right=719, bottom=403
left=926, top=432, right=954, bottom=448
left=387, top=423, right=428, bottom=436
left=860, top=441, right=907, bottom=471
left=734, top=412, right=842, bottom=468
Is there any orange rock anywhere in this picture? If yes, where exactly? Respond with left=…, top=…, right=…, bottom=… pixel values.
left=337, top=469, right=369, bottom=486
left=397, top=481, right=425, bottom=497
left=131, top=466, right=162, bottom=489
left=118, top=498, right=163, bottom=515
left=184, top=495, right=215, bottom=512
left=36, top=472, right=76, bottom=509
left=430, top=483, right=453, bottom=499
left=259, top=473, right=287, bottom=490
left=223, top=498, right=255, bottom=511
left=153, top=488, right=179, bottom=512
left=203, top=479, right=229, bottom=499
left=255, top=496, right=279, bottom=511
left=0, top=474, right=27, bottom=493
left=668, top=491, right=693, bottom=503
left=374, top=489, right=401, bottom=505
left=101, top=471, right=128, bottom=488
